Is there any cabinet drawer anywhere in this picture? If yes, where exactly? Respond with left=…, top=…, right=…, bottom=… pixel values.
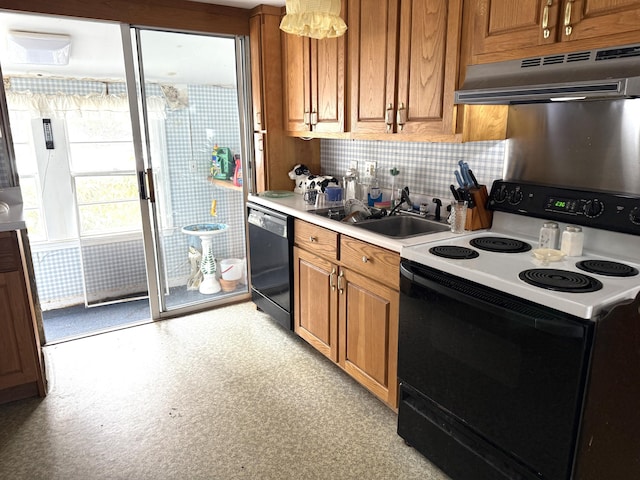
left=294, top=219, right=338, bottom=260
left=340, top=235, right=400, bottom=290
left=0, top=232, right=20, bottom=273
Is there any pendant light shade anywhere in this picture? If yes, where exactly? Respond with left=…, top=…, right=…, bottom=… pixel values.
left=280, top=0, right=347, bottom=39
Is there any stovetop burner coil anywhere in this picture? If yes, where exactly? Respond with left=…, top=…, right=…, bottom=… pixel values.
left=429, top=246, right=479, bottom=260
left=519, top=269, right=603, bottom=293
left=470, top=236, right=532, bottom=253
left=575, top=260, right=639, bottom=277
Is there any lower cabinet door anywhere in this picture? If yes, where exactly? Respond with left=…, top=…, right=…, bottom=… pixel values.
left=339, top=267, right=399, bottom=408
left=293, top=247, right=339, bottom=362
left=0, top=270, right=39, bottom=391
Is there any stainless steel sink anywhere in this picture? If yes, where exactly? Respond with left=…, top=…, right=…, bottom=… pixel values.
left=309, top=206, right=346, bottom=221
left=353, top=215, right=449, bottom=238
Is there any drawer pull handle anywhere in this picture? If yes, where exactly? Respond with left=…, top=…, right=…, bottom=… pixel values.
left=309, top=236, right=317, bottom=242
left=362, top=256, right=369, bottom=263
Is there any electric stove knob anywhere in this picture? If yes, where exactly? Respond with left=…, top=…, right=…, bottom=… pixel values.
left=508, top=189, right=523, bottom=205
left=493, top=185, right=508, bottom=203
left=584, top=199, right=604, bottom=218
left=630, top=206, right=640, bottom=225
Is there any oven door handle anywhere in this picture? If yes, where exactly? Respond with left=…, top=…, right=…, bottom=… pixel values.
left=401, top=263, right=587, bottom=339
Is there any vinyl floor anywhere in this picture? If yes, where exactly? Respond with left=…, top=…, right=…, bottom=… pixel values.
left=1, top=302, right=450, bottom=480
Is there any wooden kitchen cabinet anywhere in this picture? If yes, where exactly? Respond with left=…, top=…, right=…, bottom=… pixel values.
left=467, top=0, right=640, bottom=64
left=348, top=0, right=463, bottom=138
left=293, top=246, right=339, bottom=362
left=282, top=3, right=346, bottom=134
left=293, top=220, right=340, bottom=361
left=0, top=231, right=46, bottom=405
left=293, top=219, right=400, bottom=408
left=249, top=6, right=320, bottom=192
left=339, top=236, right=399, bottom=406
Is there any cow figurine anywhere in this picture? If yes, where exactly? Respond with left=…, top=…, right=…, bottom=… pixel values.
left=288, top=164, right=339, bottom=194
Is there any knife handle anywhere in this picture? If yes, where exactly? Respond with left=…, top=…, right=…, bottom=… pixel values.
left=461, top=162, right=474, bottom=187
left=450, top=184, right=460, bottom=200
left=454, top=170, right=465, bottom=187
left=468, top=169, right=480, bottom=189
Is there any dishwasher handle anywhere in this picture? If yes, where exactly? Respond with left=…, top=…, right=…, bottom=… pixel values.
left=248, top=205, right=289, bottom=238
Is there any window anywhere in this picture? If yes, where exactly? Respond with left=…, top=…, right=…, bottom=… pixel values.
left=66, top=113, right=141, bottom=237
left=7, top=91, right=166, bottom=243
left=9, top=110, right=46, bottom=241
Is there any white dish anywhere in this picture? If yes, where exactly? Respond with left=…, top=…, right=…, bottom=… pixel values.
left=532, top=248, right=565, bottom=262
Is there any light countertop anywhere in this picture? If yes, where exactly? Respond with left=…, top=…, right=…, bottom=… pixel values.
left=248, top=192, right=459, bottom=253
left=0, top=187, right=26, bottom=232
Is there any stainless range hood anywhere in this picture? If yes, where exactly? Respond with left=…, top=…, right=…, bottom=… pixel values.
left=455, top=43, right=640, bottom=104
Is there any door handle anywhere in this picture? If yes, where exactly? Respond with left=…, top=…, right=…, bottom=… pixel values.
left=542, top=0, right=552, bottom=39
left=564, top=0, right=574, bottom=36
left=337, top=270, right=345, bottom=294
left=396, top=103, right=407, bottom=131
left=385, top=103, right=394, bottom=133
left=330, top=268, right=336, bottom=292
left=146, top=168, right=155, bottom=203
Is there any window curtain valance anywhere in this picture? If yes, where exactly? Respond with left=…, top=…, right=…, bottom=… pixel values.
left=6, top=91, right=167, bottom=120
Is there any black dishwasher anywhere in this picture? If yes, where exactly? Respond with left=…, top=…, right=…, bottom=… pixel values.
left=247, top=203, right=294, bottom=330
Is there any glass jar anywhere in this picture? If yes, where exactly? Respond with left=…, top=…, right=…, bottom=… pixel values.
left=561, top=225, right=584, bottom=257
left=538, top=221, right=559, bottom=249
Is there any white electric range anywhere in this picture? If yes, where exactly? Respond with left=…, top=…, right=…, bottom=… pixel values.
left=397, top=180, right=640, bottom=480
left=402, top=181, right=640, bottom=320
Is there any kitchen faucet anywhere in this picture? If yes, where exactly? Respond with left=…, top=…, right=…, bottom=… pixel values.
left=389, top=187, right=412, bottom=216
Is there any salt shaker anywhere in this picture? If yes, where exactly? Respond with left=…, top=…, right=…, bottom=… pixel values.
left=561, top=225, right=584, bottom=257
left=538, top=221, right=559, bottom=249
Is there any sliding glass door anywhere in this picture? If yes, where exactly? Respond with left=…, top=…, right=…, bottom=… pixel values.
left=122, top=27, right=250, bottom=318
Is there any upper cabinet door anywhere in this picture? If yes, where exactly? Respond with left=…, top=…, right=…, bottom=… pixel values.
left=249, top=14, right=266, bottom=132
left=471, top=0, right=559, bottom=58
left=349, top=0, right=400, bottom=134
left=564, top=0, right=640, bottom=42
left=310, top=25, right=346, bottom=133
left=282, top=33, right=311, bottom=132
left=282, top=1, right=346, bottom=134
left=395, top=0, right=462, bottom=136
left=469, top=0, right=640, bottom=62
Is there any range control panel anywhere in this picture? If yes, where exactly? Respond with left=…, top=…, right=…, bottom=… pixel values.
left=488, top=180, right=640, bottom=236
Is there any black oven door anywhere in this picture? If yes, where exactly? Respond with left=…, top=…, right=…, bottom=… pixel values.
left=398, top=260, right=594, bottom=480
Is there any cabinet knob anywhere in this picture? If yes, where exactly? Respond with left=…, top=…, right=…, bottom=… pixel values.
left=309, top=236, right=317, bottom=242
left=362, top=256, right=369, bottom=263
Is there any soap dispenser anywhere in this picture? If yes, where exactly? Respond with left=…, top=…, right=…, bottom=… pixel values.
left=343, top=161, right=359, bottom=201
left=389, top=167, right=400, bottom=208
left=368, top=168, right=382, bottom=206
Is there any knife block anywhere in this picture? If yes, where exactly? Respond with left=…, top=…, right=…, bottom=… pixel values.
left=464, top=185, right=493, bottom=231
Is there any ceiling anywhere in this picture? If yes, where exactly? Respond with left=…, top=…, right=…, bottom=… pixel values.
left=0, top=1, right=286, bottom=86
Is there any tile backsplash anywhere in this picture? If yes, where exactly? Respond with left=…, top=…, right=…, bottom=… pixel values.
left=320, top=139, right=506, bottom=207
